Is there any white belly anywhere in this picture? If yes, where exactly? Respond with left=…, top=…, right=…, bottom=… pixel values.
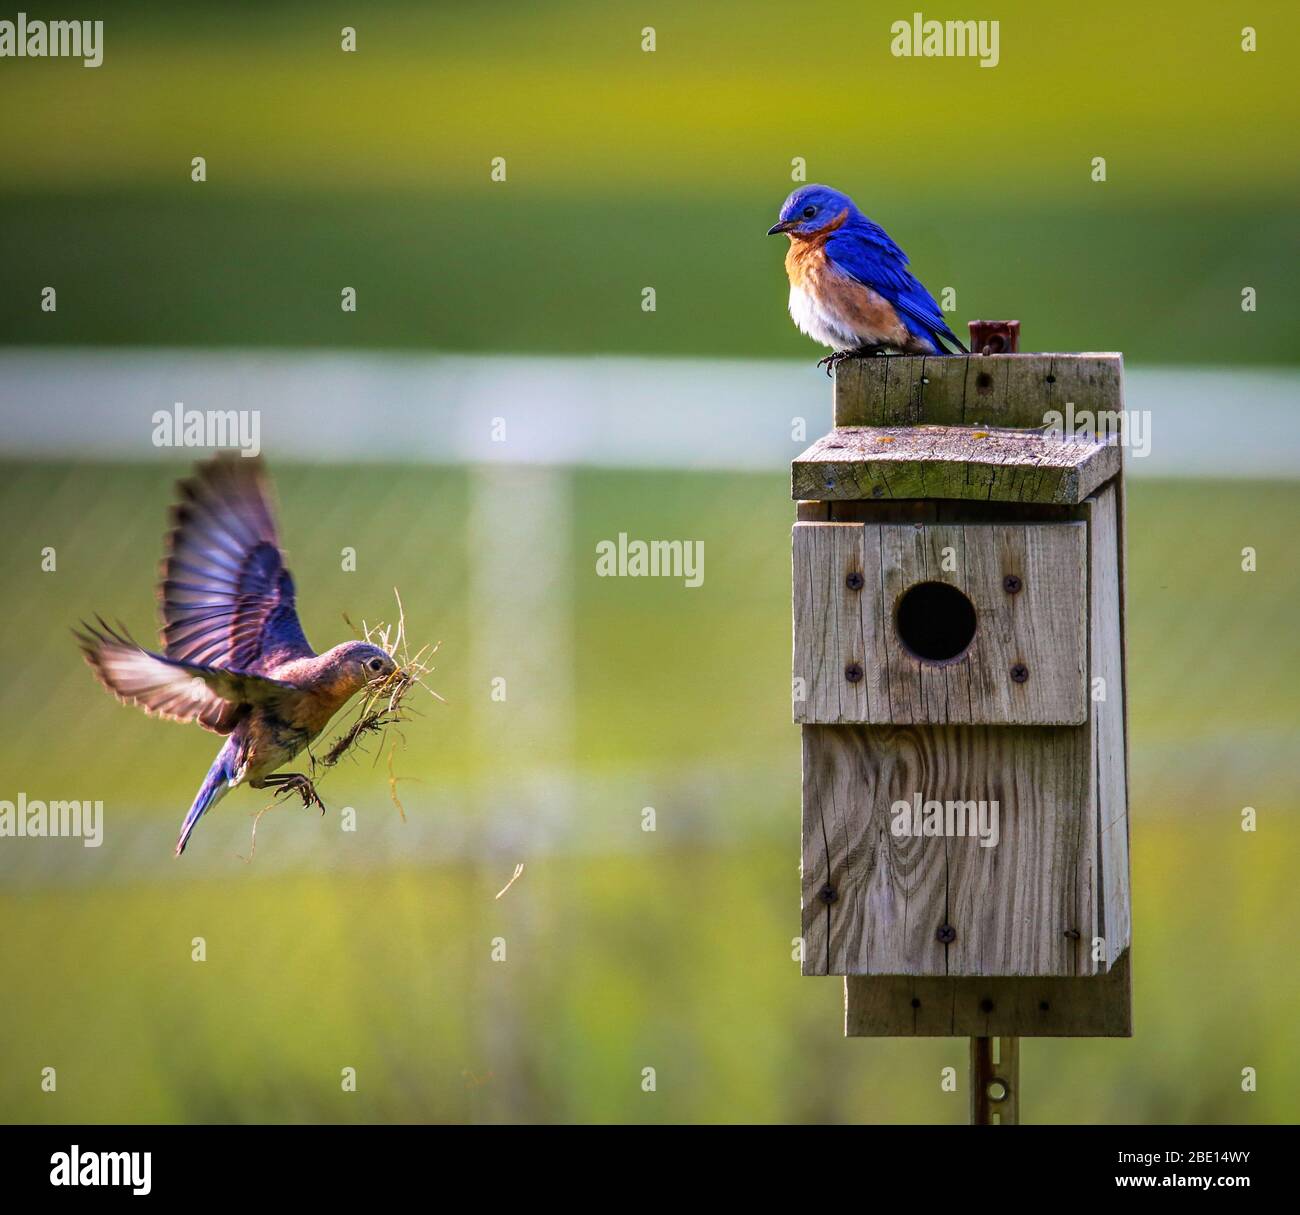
left=788, top=284, right=859, bottom=351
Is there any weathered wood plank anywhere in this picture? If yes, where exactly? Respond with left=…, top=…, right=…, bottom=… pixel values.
left=824, top=499, right=1081, bottom=524
left=792, top=521, right=1088, bottom=726
left=843, top=951, right=1132, bottom=1037
left=792, top=425, right=1120, bottom=505
left=796, top=352, right=1131, bottom=1034
left=792, top=523, right=881, bottom=723
left=834, top=354, right=1123, bottom=428
left=1086, top=483, right=1131, bottom=965
left=945, top=724, right=1093, bottom=977
left=801, top=726, right=948, bottom=977
left=795, top=500, right=831, bottom=521
left=802, top=724, right=1093, bottom=977
left=881, top=355, right=928, bottom=425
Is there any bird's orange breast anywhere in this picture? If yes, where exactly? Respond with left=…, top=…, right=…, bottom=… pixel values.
left=784, top=208, right=910, bottom=348
left=783, top=207, right=850, bottom=290
left=818, top=273, right=910, bottom=346
left=286, top=674, right=362, bottom=736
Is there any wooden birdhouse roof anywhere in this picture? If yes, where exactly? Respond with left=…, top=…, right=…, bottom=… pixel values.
left=792, top=352, right=1126, bottom=505
left=792, top=424, right=1121, bottom=505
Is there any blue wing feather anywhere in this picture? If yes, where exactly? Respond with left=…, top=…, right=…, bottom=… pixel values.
left=159, top=457, right=314, bottom=674
left=825, top=221, right=967, bottom=353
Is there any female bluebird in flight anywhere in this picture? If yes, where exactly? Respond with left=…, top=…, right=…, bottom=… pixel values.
left=768, top=184, right=967, bottom=370
left=76, top=456, right=397, bottom=856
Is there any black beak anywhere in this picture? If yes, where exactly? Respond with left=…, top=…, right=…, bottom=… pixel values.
left=767, top=219, right=797, bottom=235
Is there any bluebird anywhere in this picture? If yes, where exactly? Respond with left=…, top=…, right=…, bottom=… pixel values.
left=768, top=184, right=967, bottom=371
left=76, top=456, right=398, bottom=856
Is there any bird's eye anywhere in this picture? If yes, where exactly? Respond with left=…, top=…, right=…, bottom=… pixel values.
left=802, top=205, right=817, bottom=218
left=367, top=657, right=384, bottom=673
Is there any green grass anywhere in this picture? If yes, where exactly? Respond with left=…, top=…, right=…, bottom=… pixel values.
left=0, top=465, right=1297, bottom=1122
left=2, top=821, right=1298, bottom=1124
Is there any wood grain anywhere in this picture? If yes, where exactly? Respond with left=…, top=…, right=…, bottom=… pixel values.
left=792, top=358, right=1132, bottom=1032
left=833, top=354, right=1123, bottom=429
left=792, top=425, right=1120, bottom=505
left=843, top=952, right=1132, bottom=1037
left=1086, top=483, right=1132, bottom=964
left=801, top=724, right=1093, bottom=978
left=793, top=520, right=1088, bottom=725
left=791, top=523, right=881, bottom=722
left=824, top=499, right=1082, bottom=525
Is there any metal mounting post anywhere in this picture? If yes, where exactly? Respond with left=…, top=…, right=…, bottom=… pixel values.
left=970, top=1036, right=1020, bottom=1124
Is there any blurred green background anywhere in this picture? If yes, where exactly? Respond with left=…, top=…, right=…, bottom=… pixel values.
left=0, top=1, right=1297, bottom=1124
left=0, top=468, right=1297, bottom=1123
left=0, top=0, right=1297, bottom=362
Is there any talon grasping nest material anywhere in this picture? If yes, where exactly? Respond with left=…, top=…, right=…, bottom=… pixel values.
left=265, top=772, right=326, bottom=813
left=243, top=589, right=440, bottom=860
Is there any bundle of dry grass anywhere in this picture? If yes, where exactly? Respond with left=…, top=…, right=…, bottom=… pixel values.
left=316, top=589, right=443, bottom=815
left=243, top=590, right=441, bottom=858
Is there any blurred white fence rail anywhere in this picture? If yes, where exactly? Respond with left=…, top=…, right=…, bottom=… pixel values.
left=1, top=349, right=1297, bottom=477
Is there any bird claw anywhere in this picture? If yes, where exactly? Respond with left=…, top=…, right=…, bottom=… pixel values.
left=272, top=774, right=326, bottom=815
left=816, top=347, right=889, bottom=378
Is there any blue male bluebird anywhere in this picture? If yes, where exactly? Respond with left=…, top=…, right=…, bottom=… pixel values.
left=768, top=184, right=967, bottom=370
left=76, top=456, right=398, bottom=856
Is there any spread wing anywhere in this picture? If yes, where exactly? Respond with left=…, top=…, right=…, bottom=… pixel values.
left=160, top=456, right=314, bottom=674
left=76, top=619, right=296, bottom=734
left=826, top=222, right=967, bottom=353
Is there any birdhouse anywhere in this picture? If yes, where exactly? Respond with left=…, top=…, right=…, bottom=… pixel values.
left=791, top=345, right=1131, bottom=1040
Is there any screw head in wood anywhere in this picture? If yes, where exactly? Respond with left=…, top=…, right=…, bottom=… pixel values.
left=935, top=924, right=956, bottom=944
left=1002, top=574, right=1023, bottom=594
left=845, top=571, right=865, bottom=591
left=845, top=662, right=864, bottom=683
left=818, top=884, right=838, bottom=905
left=1010, top=663, right=1029, bottom=683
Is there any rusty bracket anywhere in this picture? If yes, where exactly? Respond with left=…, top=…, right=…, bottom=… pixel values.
left=968, top=319, right=1021, bottom=356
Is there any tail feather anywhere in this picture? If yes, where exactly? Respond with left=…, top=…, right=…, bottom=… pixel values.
left=175, top=744, right=237, bottom=856
left=930, top=325, right=969, bottom=354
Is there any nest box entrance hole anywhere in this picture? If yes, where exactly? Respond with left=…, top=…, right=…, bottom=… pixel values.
left=894, top=581, right=977, bottom=664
